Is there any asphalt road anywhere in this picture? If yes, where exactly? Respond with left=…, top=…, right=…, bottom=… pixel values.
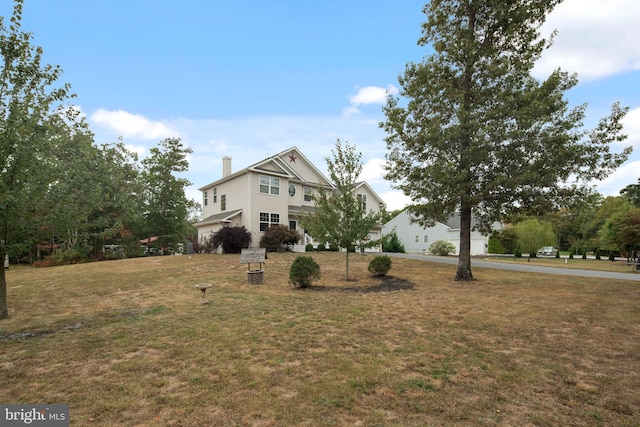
left=385, top=253, right=640, bottom=282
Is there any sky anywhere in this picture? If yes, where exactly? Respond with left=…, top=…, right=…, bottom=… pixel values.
left=2, top=0, right=640, bottom=211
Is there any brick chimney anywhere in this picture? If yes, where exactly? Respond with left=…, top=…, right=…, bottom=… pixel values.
left=222, top=156, right=231, bottom=178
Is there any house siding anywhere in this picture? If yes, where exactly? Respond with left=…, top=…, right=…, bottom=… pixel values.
left=383, top=211, right=498, bottom=256
left=195, top=147, right=385, bottom=252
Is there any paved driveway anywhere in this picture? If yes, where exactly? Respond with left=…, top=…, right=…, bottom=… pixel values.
left=385, top=253, right=640, bottom=282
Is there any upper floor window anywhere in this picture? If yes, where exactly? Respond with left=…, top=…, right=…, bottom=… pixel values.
left=213, top=187, right=217, bottom=203
left=259, top=175, right=280, bottom=195
left=221, top=194, right=226, bottom=211
left=203, top=190, right=208, bottom=206
left=357, top=194, right=367, bottom=210
left=303, top=187, right=312, bottom=202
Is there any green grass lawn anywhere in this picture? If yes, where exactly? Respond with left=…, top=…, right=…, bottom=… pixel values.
left=1, top=253, right=638, bottom=426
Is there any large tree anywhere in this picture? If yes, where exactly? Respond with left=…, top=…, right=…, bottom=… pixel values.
left=381, top=0, right=630, bottom=280
left=301, top=140, right=381, bottom=280
left=513, top=218, right=556, bottom=259
left=139, top=137, right=194, bottom=251
left=1, top=0, right=87, bottom=319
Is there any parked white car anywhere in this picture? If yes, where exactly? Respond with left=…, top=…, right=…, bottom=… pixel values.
left=537, top=246, right=557, bottom=256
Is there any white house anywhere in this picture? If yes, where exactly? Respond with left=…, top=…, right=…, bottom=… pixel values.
left=194, top=147, right=386, bottom=251
left=383, top=210, right=502, bottom=255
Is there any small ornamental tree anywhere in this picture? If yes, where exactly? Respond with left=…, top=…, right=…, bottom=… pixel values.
left=204, top=226, right=252, bottom=254
left=301, top=140, right=381, bottom=280
left=259, top=224, right=301, bottom=252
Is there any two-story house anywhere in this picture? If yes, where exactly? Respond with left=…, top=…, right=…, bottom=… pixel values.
left=194, top=147, right=385, bottom=251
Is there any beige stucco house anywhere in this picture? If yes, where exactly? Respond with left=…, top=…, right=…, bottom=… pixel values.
left=194, top=147, right=386, bottom=252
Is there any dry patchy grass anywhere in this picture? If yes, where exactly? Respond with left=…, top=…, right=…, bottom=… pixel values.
left=1, top=252, right=639, bottom=426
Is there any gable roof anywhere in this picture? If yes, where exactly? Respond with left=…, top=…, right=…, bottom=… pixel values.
left=386, top=209, right=489, bottom=231
left=198, top=146, right=333, bottom=190
left=354, top=181, right=386, bottom=209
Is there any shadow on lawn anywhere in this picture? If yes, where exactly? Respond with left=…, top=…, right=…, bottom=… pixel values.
left=310, top=276, right=415, bottom=293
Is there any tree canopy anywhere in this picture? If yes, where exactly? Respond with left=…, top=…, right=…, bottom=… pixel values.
left=0, top=0, right=89, bottom=319
left=301, top=140, right=381, bottom=280
left=381, top=0, right=630, bottom=280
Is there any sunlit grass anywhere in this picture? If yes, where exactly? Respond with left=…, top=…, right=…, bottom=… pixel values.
left=1, top=252, right=638, bottom=426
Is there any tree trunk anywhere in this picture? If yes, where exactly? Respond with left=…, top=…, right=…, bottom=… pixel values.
left=455, top=204, right=473, bottom=281
left=0, top=255, right=7, bottom=319
left=345, top=249, right=350, bottom=281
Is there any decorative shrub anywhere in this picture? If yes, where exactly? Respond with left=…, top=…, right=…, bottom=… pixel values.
left=259, top=224, right=301, bottom=252
left=289, top=256, right=321, bottom=288
left=429, top=240, right=456, bottom=256
left=368, top=255, right=392, bottom=276
left=203, top=225, right=252, bottom=254
left=305, top=243, right=314, bottom=252
left=328, top=244, right=339, bottom=252
left=317, top=243, right=326, bottom=251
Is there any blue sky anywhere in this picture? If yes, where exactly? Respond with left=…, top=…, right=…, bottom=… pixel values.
left=3, top=0, right=640, bottom=210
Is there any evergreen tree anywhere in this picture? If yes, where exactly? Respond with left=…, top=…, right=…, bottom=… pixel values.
left=140, top=137, right=193, bottom=251
left=382, top=0, right=630, bottom=280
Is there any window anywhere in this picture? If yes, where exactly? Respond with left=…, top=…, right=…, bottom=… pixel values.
left=415, top=235, right=419, bottom=243
left=203, top=190, right=208, bottom=206
left=288, top=184, right=296, bottom=197
left=221, top=194, right=226, bottom=211
left=259, top=212, right=280, bottom=231
left=423, top=235, right=429, bottom=243
left=213, top=187, right=217, bottom=203
left=259, top=175, right=280, bottom=195
left=357, top=194, right=367, bottom=210
left=303, top=187, right=312, bottom=202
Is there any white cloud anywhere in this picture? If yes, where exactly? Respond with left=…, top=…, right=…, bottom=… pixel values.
left=360, top=157, right=386, bottom=183
left=534, top=0, right=640, bottom=81
left=596, top=160, right=640, bottom=196
left=343, top=84, right=398, bottom=117
left=90, top=109, right=178, bottom=140
left=125, top=144, right=146, bottom=157
left=621, top=107, right=640, bottom=148
left=380, top=191, right=411, bottom=212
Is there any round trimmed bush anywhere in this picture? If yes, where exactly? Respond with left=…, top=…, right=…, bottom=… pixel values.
left=429, top=240, right=456, bottom=256
left=368, top=255, right=392, bottom=276
left=289, top=256, right=321, bottom=288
